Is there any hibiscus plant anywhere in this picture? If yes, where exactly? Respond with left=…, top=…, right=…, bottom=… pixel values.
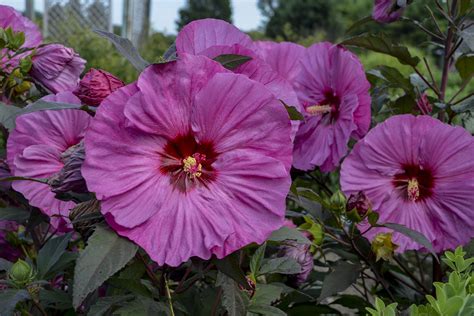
left=0, top=1, right=473, bottom=315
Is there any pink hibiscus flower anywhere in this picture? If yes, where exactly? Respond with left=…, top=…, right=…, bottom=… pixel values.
left=341, top=115, right=474, bottom=252
left=7, top=109, right=91, bottom=223
left=82, top=54, right=293, bottom=266
left=292, top=42, right=371, bottom=172
left=372, top=0, right=404, bottom=23
left=176, top=19, right=302, bottom=139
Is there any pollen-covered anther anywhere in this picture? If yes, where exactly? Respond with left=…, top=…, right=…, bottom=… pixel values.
left=182, top=153, right=206, bottom=179
left=407, top=178, right=420, bottom=201
left=306, top=104, right=332, bottom=115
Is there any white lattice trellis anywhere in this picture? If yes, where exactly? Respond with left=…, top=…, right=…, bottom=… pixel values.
left=44, top=0, right=112, bottom=42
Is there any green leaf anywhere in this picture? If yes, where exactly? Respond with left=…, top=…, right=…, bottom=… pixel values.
left=459, top=0, right=472, bottom=16
left=0, top=258, right=13, bottom=271
left=283, top=103, right=304, bottom=121
left=72, top=225, right=138, bottom=308
left=213, top=252, right=252, bottom=290
left=94, top=30, right=150, bottom=72
left=259, top=257, right=301, bottom=275
left=247, top=304, right=286, bottom=315
left=341, top=34, right=420, bottom=66
left=451, top=95, right=474, bottom=113
left=251, top=284, right=283, bottom=306
left=287, top=304, right=342, bottom=315
left=213, top=54, right=252, bottom=70
left=0, top=289, right=30, bottom=316
left=268, top=226, right=312, bottom=245
left=331, top=294, right=370, bottom=314
left=382, top=222, right=437, bottom=258
left=216, top=271, right=249, bottom=316
left=0, top=102, right=22, bottom=130
left=0, top=207, right=30, bottom=222
left=113, top=297, right=170, bottom=316
left=346, top=15, right=373, bottom=34
left=88, top=295, right=134, bottom=316
left=319, top=262, right=360, bottom=302
left=460, top=27, right=474, bottom=51
left=37, top=232, right=72, bottom=279
left=250, top=243, right=266, bottom=277
left=45, top=252, right=78, bottom=280
left=368, top=66, right=414, bottom=94
left=108, top=278, right=152, bottom=297
left=455, top=54, right=474, bottom=83
left=39, top=289, right=72, bottom=310
left=368, top=212, right=380, bottom=226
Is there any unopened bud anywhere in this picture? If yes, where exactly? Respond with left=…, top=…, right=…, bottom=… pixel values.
left=279, top=241, right=314, bottom=287
left=371, top=233, right=399, bottom=262
left=346, top=191, right=372, bottom=218
left=330, top=190, right=347, bottom=210
left=49, top=141, right=87, bottom=194
left=9, top=259, right=35, bottom=287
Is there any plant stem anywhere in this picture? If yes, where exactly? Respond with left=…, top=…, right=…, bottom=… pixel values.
left=393, top=256, right=430, bottom=294
left=164, top=273, right=176, bottom=316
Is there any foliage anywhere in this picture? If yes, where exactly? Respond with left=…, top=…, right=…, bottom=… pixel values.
left=176, top=0, right=233, bottom=30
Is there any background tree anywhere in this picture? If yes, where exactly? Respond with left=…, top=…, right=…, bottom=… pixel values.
left=176, top=0, right=233, bottom=30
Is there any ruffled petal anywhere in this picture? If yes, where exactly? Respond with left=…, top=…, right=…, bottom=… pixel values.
left=176, top=18, right=253, bottom=55
left=191, top=73, right=292, bottom=171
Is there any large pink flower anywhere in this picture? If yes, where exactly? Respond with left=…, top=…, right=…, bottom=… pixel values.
left=7, top=109, right=91, bottom=222
left=341, top=115, right=474, bottom=252
left=82, top=54, right=293, bottom=266
left=0, top=5, right=42, bottom=70
left=176, top=19, right=302, bottom=139
left=292, top=42, right=371, bottom=172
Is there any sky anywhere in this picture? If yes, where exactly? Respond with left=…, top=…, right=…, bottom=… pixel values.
left=1, top=0, right=264, bottom=34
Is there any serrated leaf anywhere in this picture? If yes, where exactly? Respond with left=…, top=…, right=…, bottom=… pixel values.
left=319, top=262, right=360, bottom=301
left=0, top=207, right=30, bottom=222
left=37, top=232, right=72, bottom=279
left=455, top=54, right=474, bottom=83
left=251, top=284, right=283, bottom=306
left=213, top=252, right=252, bottom=290
left=250, top=243, right=266, bottom=276
left=341, top=34, right=420, bottom=66
left=213, top=54, right=252, bottom=70
left=216, top=272, right=249, bottom=316
left=268, top=226, right=311, bottom=245
left=88, top=295, right=134, bottom=316
left=381, top=222, right=436, bottom=258
left=94, top=30, right=150, bottom=72
left=0, top=289, right=30, bottom=316
left=259, top=257, right=301, bottom=275
left=346, top=16, right=373, bottom=34
left=72, top=226, right=138, bottom=308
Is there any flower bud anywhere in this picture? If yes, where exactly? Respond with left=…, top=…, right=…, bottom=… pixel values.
left=373, top=0, right=404, bottom=24
left=330, top=190, right=347, bottom=211
left=346, top=191, right=372, bottom=217
left=30, top=44, right=85, bottom=93
left=9, top=259, right=35, bottom=286
left=279, top=241, right=314, bottom=287
left=416, top=92, right=432, bottom=115
left=371, top=233, right=399, bottom=262
left=49, top=141, right=87, bottom=194
left=73, top=68, right=124, bottom=106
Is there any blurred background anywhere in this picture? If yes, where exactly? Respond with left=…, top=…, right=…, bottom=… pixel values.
left=1, top=0, right=464, bottom=96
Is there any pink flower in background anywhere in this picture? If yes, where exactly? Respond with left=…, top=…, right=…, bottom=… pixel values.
left=0, top=5, right=42, bottom=70
left=176, top=19, right=302, bottom=139
left=0, top=220, right=21, bottom=261
left=7, top=109, right=91, bottom=223
left=416, top=92, right=432, bottom=115
left=373, top=0, right=404, bottom=23
left=292, top=42, right=371, bottom=172
left=253, top=41, right=305, bottom=83
left=30, top=44, right=86, bottom=93
left=82, top=54, right=292, bottom=266
left=73, top=68, right=124, bottom=106
left=341, top=115, right=474, bottom=252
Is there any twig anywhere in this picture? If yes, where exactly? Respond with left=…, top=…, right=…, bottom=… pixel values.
left=136, top=253, right=161, bottom=288
left=393, top=256, right=430, bottom=294
left=164, top=273, right=176, bottom=316
left=423, top=57, right=438, bottom=91
left=211, top=288, right=223, bottom=316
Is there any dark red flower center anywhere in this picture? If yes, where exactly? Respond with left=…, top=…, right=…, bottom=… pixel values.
left=159, top=133, right=217, bottom=192
left=392, top=164, right=434, bottom=202
left=305, top=89, right=340, bottom=123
